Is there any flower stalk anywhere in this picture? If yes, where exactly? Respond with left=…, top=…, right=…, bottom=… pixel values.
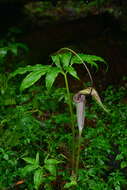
left=63, top=73, right=75, bottom=174
left=73, top=93, right=86, bottom=177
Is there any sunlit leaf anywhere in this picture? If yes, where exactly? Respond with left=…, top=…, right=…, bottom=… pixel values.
left=44, top=164, right=57, bottom=176
left=44, top=159, right=60, bottom=165
left=115, top=154, right=123, bottom=161
left=45, top=67, right=61, bottom=90
left=121, top=161, right=127, bottom=169
left=22, top=157, right=36, bottom=164
left=20, top=70, right=46, bottom=92
left=34, top=169, right=43, bottom=190
left=64, top=180, right=77, bottom=189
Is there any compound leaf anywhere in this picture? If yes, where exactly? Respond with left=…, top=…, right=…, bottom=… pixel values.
left=72, top=53, right=106, bottom=70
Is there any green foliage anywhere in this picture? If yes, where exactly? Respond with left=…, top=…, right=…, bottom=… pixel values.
left=45, top=67, right=61, bottom=90
left=0, top=42, right=28, bottom=59
left=0, top=33, right=28, bottom=79
left=20, top=70, right=47, bottom=92
left=1, top=77, right=127, bottom=189
left=1, top=41, right=127, bottom=190
left=64, top=176, right=77, bottom=189
left=10, top=49, right=105, bottom=92
left=71, top=53, right=106, bottom=70
left=21, top=152, right=61, bottom=190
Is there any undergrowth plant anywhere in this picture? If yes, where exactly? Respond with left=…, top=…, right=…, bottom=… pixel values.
left=10, top=47, right=107, bottom=189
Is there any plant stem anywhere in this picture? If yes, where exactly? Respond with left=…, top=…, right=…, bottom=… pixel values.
left=75, top=132, right=82, bottom=177
left=63, top=73, right=75, bottom=174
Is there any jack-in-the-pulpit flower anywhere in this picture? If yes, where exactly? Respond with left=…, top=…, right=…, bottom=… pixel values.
left=73, top=93, right=86, bottom=136
left=73, top=87, right=109, bottom=135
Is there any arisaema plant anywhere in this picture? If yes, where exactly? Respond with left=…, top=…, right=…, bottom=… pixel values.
left=9, top=47, right=108, bottom=189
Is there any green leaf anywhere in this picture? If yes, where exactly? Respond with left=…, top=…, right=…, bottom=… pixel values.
left=9, top=44, right=18, bottom=56
left=51, top=54, right=61, bottom=68
left=115, top=154, right=123, bottom=161
left=65, top=66, right=79, bottom=80
left=44, top=159, right=60, bottom=165
left=3, top=154, right=9, bottom=160
left=21, top=164, right=38, bottom=177
left=115, top=186, right=121, bottom=190
left=44, top=164, right=57, bottom=176
left=4, top=97, right=16, bottom=105
left=72, top=53, right=106, bottom=70
left=8, top=43, right=28, bottom=55
left=9, top=65, right=51, bottom=78
left=59, top=52, right=72, bottom=68
left=9, top=65, right=33, bottom=78
left=14, top=42, right=29, bottom=52
left=0, top=47, right=8, bottom=58
left=20, top=70, right=46, bottom=92
left=45, top=67, right=61, bottom=90
left=35, top=152, right=39, bottom=165
left=121, top=161, right=127, bottom=169
left=64, top=180, right=77, bottom=189
left=44, top=159, right=60, bottom=176
left=22, top=157, right=36, bottom=164
left=44, top=184, right=53, bottom=190
left=34, top=169, right=43, bottom=190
